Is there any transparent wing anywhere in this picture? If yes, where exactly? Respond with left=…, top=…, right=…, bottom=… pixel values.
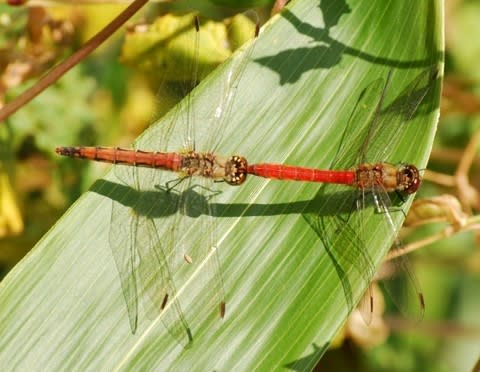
left=303, top=186, right=375, bottom=320
left=139, top=214, right=193, bottom=343
left=357, top=68, right=437, bottom=319
left=358, top=71, right=393, bottom=164
left=145, top=175, right=226, bottom=327
left=372, top=184, right=425, bottom=320
left=108, top=15, right=199, bottom=336
left=303, top=79, right=385, bottom=321
left=109, top=197, right=139, bottom=334
left=185, top=16, right=200, bottom=152
left=329, top=77, right=385, bottom=169
left=178, top=180, right=226, bottom=318
left=148, top=13, right=258, bottom=155
left=204, top=13, right=258, bottom=154
left=354, top=187, right=375, bottom=324
left=379, top=245, right=425, bottom=321
left=108, top=15, right=222, bottom=339
left=162, top=14, right=258, bottom=320
left=331, top=66, right=438, bottom=170
left=362, top=66, right=439, bottom=163
left=128, top=14, right=202, bottom=156
left=106, top=14, right=258, bottom=338
left=111, top=159, right=194, bottom=340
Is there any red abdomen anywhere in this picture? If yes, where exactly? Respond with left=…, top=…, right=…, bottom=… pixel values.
left=247, top=163, right=355, bottom=185
left=55, top=146, right=183, bottom=171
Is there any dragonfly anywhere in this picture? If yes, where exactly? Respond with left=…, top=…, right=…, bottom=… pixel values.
left=301, top=67, right=438, bottom=323
left=56, top=16, right=437, bottom=339
left=56, top=14, right=260, bottom=343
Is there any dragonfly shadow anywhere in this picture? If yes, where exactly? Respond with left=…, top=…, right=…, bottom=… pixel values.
left=212, top=188, right=356, bottom=218
left=91, top=178, right=376, bottom=319
left=90, top=178, right=359, bottom=219
left=90, top=179, right=220, bottom=220
left=91, top=179, right=180, bottom=219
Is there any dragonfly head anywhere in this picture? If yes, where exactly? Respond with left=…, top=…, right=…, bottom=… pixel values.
left=398, top=164, right=421, bottom=194
left=225, top=156, right=248, bottom=185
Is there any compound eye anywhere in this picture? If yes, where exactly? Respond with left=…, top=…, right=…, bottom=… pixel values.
left=402, top=165, right=421, bottom=194
left=225, top=156, right=248, bottom=185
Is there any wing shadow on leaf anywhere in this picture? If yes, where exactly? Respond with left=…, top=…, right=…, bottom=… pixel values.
left=255, top=6, right=440, bottom=85
left=284, top=342, right=330, bottom=372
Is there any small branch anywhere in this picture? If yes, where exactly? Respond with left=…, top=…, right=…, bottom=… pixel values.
left=423, top=169, right=456, bottom=187
left=454, top=130, right=480, bottom=212
left=386, top=215, right=480, bottom=261
left=386, top=316, right=480, bottom=339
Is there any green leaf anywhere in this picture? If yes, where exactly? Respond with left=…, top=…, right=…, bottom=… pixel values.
left=0, top=0, right=443, bottom=370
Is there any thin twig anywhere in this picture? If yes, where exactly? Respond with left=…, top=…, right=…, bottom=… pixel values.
left=386, top=215, right=480, bottom=260
left=423, top=169, right=456, bottom=187
left=455, top=129, right=480, bottom=212
left=386, top=316, right=480, bottom=339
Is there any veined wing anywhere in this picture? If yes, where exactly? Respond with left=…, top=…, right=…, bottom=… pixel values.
left=303, top=187, right=376, bottom=322
left=107, top=13, right=258, bottom=339
left=141, top=210, right=193, bottom=343
left=111, top=160, right=192, bottom=342
left=303, top=78, right=385, bottom=322
left=361, top=66, right=439, bottom=164
left=372, top=181, right=425, bottom=321
left=356, top=68, right=438, bottom=319
left=109, top=193, right=139, bottom=333
left=161, top=13, right=258, bottom=323
left=328, top=76, right=385, bottom=170
left=107, top=15, right=203, bottom=338
left=329, top=66, right=438, bottom=170
left=171, top=180, right=227, bottom=321
left=202, top=12, right=259, bottom=154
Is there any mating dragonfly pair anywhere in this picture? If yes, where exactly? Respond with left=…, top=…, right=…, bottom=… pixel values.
left=57, top=14, right=437, bottom=343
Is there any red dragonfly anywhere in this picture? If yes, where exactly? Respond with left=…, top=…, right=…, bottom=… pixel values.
left=57, top=14, right=260, bottom=343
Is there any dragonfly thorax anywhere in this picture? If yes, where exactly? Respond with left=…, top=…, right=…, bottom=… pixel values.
left=180, top=152, right=247, bottom=185
left=354, top=163, right=421, bottom=194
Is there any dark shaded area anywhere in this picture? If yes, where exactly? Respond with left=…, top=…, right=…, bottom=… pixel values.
left=313, top=340, right=364, bottom=371
left=254, top=1, right=442, bottom=85
left=284, top=342, right=330, bottom=371
left=90, top=178, right=358, bottom=220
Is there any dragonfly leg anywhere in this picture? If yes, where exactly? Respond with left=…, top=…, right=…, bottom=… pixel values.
left=164, top=176, right=189, bottom=192
left=376, top=205, right=407, bottom=218
left=190, top=184, right=221, bottom=200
